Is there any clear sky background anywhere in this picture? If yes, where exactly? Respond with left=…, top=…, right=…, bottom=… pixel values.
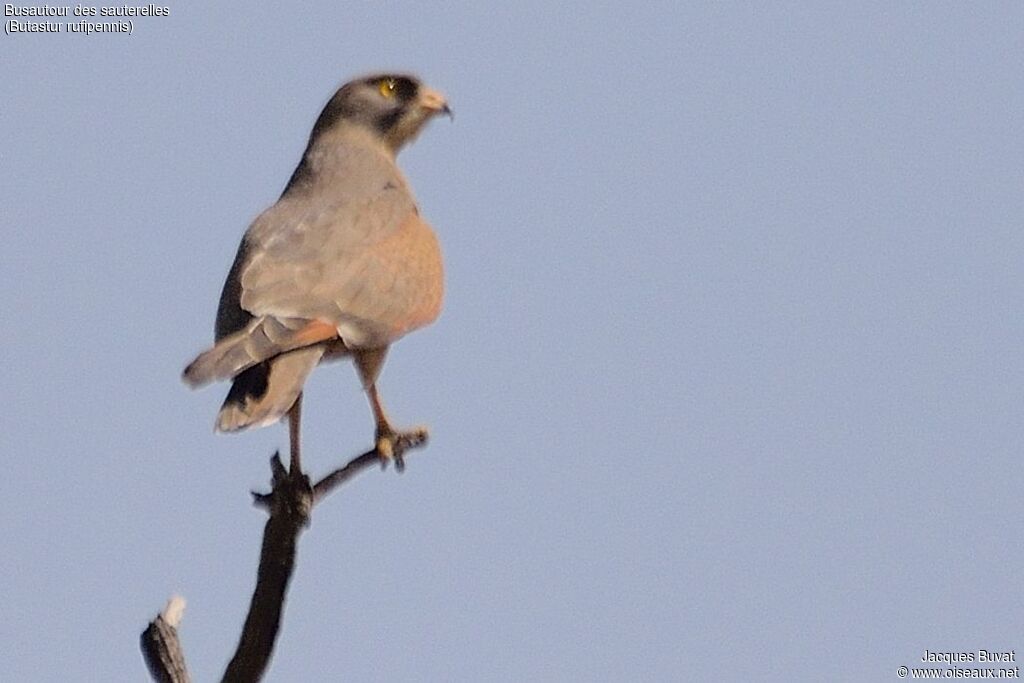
left=2, top=3, right=1022, bottom=681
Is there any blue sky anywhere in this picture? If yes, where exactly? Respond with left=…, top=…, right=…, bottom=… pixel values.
left=2, top=3, right=1022, bottom=681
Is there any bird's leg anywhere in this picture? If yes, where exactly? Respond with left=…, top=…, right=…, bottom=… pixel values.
left=287, top=393, right=304, bottom=476
left=365, top=382, right=428, bottom=472
left=354, top=348, right=428, bottom=471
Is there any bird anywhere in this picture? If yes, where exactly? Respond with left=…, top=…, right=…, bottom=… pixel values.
left=183, top=73, right=451, bottom=471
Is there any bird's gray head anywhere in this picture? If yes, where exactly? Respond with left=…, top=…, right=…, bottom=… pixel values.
left=280, top=73, right=451, bottom=197
left=310, top=73, right=451, bottom=152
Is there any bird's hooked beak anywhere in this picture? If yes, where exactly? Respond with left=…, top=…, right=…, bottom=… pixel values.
left=418, top=87, right=453, bottom=120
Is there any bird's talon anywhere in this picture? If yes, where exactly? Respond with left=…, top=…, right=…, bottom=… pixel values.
left=374, top=426, right=429, bottom=472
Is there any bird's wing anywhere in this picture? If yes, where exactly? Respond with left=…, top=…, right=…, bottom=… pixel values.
left=235, top=154, right=443, bottom=349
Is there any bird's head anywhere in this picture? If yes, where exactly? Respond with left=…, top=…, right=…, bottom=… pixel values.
left=311, top=73, right=452, bottom=153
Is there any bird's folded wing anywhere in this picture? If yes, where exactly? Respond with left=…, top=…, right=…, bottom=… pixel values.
left=239, top=189, right=443, bottom=349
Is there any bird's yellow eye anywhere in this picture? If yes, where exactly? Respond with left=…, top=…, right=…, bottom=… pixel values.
left=378, top=79, right=397, bottom=98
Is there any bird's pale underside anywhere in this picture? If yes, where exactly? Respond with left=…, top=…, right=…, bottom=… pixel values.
left=184, top=73, right=451, bottom=469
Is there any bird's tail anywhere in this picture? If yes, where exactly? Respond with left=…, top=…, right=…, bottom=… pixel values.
left=216, top=347, right=324, bottom=432
left=183, top=316, right=337, bottom=388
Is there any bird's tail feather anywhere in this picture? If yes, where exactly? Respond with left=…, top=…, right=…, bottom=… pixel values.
left=183, top=316, right=336, bottom=388
left=215, top=347, right=324, bottom=432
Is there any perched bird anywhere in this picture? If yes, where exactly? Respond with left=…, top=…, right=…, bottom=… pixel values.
left=183, top=73, right=450, bottom=470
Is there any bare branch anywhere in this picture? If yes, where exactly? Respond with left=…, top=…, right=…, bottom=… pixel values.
left=314, top=431, right=429, bottom=501
left=222, top=454, right=311, bottom=683
left=312, top=447, right=380, bottom=501
left=142, top=437, right=430, bottom=683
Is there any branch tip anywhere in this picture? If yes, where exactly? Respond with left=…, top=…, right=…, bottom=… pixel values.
left=269, top=452, right=287, bottom=480
left=161, top=595, right=187, bottom=628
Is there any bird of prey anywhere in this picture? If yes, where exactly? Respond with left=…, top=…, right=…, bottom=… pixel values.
left=183, top=73, right=450, bottom=470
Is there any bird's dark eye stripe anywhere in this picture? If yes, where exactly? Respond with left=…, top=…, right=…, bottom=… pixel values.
left=375, top=109, right=405, bottom=134
left=392, top=77, right=417, bottom=99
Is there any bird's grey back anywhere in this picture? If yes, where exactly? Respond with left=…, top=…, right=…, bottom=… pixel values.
left=215, top=126, right=418, bottom=341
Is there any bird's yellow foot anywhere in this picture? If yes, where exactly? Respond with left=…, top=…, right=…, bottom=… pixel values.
left=375, top=425, right=429, bottom=472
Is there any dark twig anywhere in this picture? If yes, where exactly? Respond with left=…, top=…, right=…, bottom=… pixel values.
left=313, top=430, right=428, bottom=501
left=312, top=447, right=380, bottom=501
left=141, top=597, right=190, bottom=683
left=142, top=435, right=430, bottom=683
